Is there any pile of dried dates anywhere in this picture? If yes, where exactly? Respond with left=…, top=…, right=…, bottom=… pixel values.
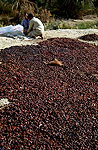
left=0, top=38, right=97, bottom=149
left=79, top=33, right=98, bottom=41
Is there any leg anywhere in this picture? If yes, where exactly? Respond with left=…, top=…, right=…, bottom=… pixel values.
left=27, top=30, right=36, bottom=38
left=27, top=30, right=43, bottom=39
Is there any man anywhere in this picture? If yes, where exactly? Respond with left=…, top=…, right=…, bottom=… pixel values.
left=21, top=12, right=29, bottom=33
left=26, top=13, right=44, bottom=39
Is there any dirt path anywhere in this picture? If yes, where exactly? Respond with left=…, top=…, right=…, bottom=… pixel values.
left=0, top=29, right=98, bottom=50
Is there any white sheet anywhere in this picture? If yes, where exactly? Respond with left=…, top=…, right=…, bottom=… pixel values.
left=0, top=24, right=24, bottom=36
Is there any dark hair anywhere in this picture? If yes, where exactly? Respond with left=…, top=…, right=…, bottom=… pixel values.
left=28, top=13, right=33, bottom=19
left=24, top=12, right=28, bottom=16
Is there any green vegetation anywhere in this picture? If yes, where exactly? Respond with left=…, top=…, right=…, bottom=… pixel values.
left=75, top=21, right=98, bottom=29
left=0, top=0, right=98, bottom=27
left=44, top=19, right=98, bottom=30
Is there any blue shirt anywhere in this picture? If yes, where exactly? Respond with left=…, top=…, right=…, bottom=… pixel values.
left=21, top=18, right=29, bottom=31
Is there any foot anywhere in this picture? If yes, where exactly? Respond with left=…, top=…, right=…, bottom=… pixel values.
left=39, top=34, right=43, bottom=39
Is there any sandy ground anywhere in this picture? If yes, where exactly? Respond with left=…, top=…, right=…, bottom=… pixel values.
left=0, top=29, right=98, bottom=50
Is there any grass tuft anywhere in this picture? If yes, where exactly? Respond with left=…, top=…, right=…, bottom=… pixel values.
left=44, top=19, right=98, bottom=30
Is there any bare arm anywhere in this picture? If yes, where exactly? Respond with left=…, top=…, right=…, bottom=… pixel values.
left=27, top=20, right=34, bottom=33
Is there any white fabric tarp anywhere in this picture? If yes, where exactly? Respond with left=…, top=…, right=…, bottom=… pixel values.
left=0, top=24, right=24, bottom=36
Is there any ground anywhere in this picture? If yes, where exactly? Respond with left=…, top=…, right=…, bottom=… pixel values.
left=0, top=29, right=98, bottom=50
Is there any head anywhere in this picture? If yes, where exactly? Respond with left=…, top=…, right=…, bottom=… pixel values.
left=28, top=13, right=33, bottom=20
left=24, top=12, right=28, bottom=19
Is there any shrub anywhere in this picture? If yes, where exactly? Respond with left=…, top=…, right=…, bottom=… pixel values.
left=75, top=21, right=98, bottom=29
